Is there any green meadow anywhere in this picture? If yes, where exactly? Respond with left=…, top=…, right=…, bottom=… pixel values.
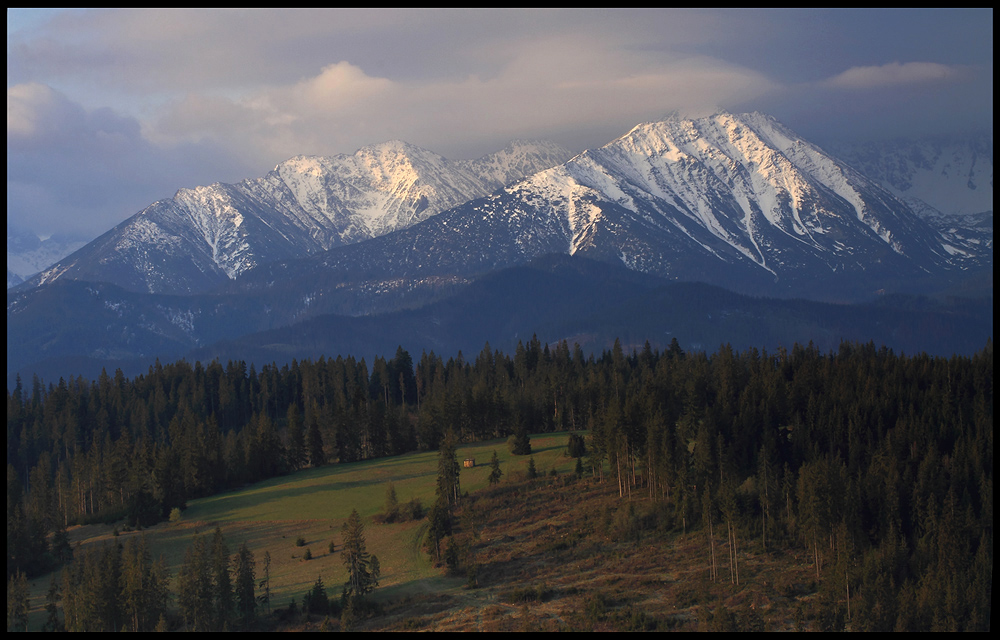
left=27, top=432, right=580, bottom=626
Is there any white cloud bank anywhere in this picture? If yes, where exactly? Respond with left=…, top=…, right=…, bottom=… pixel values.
left=143, top=36, right=778, bottom=166
left=824, top=62, right=973, bottom=89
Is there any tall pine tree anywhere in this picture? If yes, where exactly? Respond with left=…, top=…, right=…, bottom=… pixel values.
left=341, top=509, right=380, bottom=597
left=232, top=541, right=256, bottom=628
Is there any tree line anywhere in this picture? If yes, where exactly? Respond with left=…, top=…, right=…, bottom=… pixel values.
left=6, top=336, right=993, bottom=630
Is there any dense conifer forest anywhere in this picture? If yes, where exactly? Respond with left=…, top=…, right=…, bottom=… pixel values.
left=6, top=337, right=993, bottom=631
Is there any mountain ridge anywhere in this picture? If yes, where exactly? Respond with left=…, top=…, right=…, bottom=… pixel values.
left=830, top=133, right=993, bottom=219
left=19, top=138, right=574, bottom=294
left=230, top=112, right=988, bottom=308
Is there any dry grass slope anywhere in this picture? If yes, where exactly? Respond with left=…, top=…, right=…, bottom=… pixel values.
left=369, top=472, right=827, bottom=632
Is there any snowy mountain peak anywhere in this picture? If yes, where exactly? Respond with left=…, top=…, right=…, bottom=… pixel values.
left=469, top=112, right=972, bottom=284
left=20, top=138, right=574, bottom=294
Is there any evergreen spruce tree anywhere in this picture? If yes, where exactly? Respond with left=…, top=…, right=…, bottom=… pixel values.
left=51, top=520, right=73, bottom=566
left=340, top=590, right=357, bottom=631
left=286, top=404, right=306, bottom=470
left=425, top=499, right=452, bottom=563
left=177, top=535, right=213, bottom=630
left=567, top=433, right=587, bottom=458
left=488, top=451, right=503, bottom=485
left=7, top=570, right=29, bottom=631
left=383, top=482, right=400, bottom=523
left=258, top=550, right=271, bottom=616
left=437, top=430, right=461, bottom=507
left=302, top=575, right=329, bottom=616
left=95, top=542, right=124, bottom=631
left=212, top=526, right=234, bottom=630
left=306, top=417, right=325, bottom=467
left=60, top=549, right=83, bottom=631
left=42, top=573, right=62, bottom=631
left=121, top=535, right=168, bottom=632
left=341, top=509, right=379, bottom=597
left=509, top=427, right=532, bottom=455
left=232, top=541, right=256, bottom=628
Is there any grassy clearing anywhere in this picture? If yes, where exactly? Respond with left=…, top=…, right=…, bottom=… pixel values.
left=22, top=430, right=827, bottom=631
left=24, top=432, right=579, bottom=629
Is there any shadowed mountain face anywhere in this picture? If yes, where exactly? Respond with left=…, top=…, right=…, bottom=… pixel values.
left=7, top=253, right=992, bottom=386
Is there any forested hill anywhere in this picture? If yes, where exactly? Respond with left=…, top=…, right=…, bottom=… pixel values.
left=7, top=338, right=993, bottom=630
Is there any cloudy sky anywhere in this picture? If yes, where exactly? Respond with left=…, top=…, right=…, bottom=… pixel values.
left=7, top=8, right=993, bottom=242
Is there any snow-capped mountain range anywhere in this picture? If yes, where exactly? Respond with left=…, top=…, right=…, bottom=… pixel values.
left=20, top=139, right=572, bottom=294
left=13, top=114, right=993, bottom=301
left=237, top=112, right=989, bottom=305
left=7, top=111, right=993, bottom=381
left=13, top=113, right=993, bottom=299
left=496, top=112, right=950, bottom=278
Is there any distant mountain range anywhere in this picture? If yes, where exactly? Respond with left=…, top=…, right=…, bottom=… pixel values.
left=7, top=227, right=87, bottom=289
left=7, top=112, right=993, bottom=383
left=831, top=134, right=993, bottom=219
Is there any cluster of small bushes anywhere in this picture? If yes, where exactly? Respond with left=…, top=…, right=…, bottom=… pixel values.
left=564, top=591, right=615, bottom=630
left=373, top=497, right=424, bottom=524
left=542, top=529, right=585, bottom=555
left=600, top=500, right=670, bottom=542
left=698, top=603, right=767, bottom=632
left=609, top=606, right=662, bottom=632
left=500, top=584, right=555, bottom=604
left=372, top=482, right=425, bottom=525
left=294, top=536, right=338, bottom=561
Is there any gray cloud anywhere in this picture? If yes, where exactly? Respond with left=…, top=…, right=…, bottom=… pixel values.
left=140, top=37, right=778, bottom=164
left=7, top=9, right=993, bottom=242
left=7, top=83, right=258, bottom=239
left=824, top=62, right=974, bottom=89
